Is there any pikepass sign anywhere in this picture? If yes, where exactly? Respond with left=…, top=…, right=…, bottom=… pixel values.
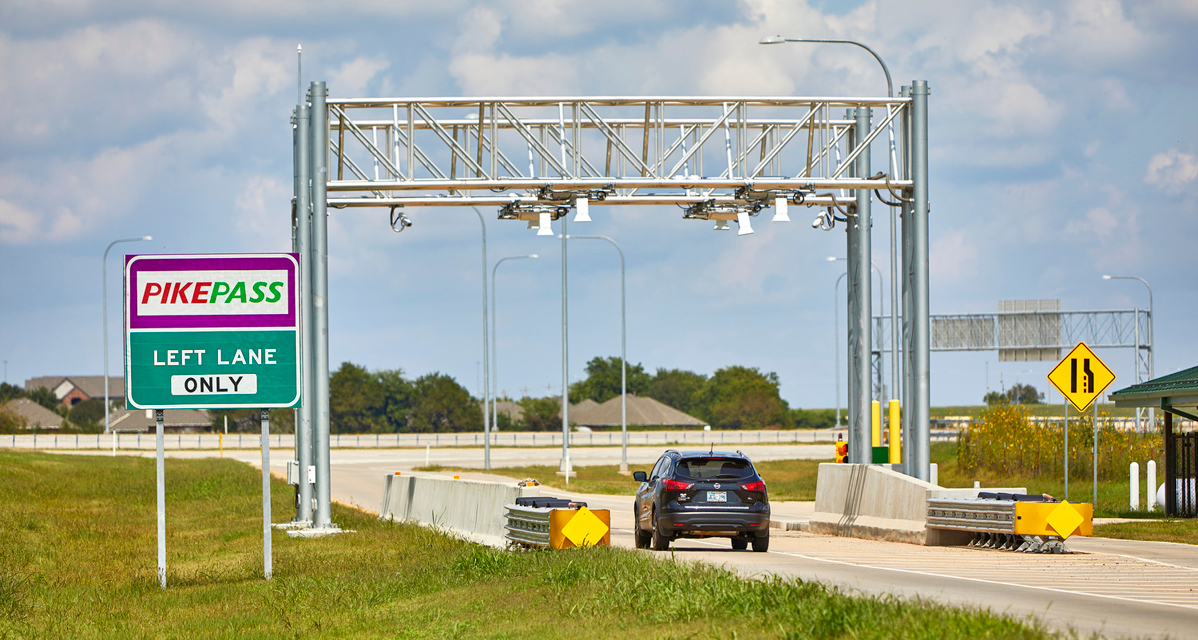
left=124, top=253, right=302, bottom=409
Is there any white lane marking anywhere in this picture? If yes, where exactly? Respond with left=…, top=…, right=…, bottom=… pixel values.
left=768, top=550, right=1198, bottom=612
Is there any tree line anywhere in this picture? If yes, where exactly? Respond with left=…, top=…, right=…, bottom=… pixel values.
left=0, top=382, right=108, bottom=433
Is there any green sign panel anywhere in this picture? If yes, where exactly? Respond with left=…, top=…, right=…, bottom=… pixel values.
left=125, top=254, right=301, bottom=410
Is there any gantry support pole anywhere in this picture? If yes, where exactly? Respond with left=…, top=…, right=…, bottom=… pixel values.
left=295, top=100, right=315, bottom=524
left=310, top=81, right=333, bottom=527
left=899, top=86, right=914, bottom=475
left=909, top=80, right=932, bottom=482
left=849, top=106, right=873, bottom=465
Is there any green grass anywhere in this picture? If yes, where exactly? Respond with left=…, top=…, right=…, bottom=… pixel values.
left=420, top=458, right=827, bottom=501
left=0, top=450, right=1058, bottom=639
left=1091, top=519, right=1198, bottom=545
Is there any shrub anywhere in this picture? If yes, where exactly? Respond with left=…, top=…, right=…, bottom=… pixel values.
left=957, top=403, right=1162, bottom=481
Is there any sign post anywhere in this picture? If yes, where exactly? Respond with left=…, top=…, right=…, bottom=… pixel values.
left=1047, top=342, right=1115, bottom=509
left=125, top=253, right=301, bottom=587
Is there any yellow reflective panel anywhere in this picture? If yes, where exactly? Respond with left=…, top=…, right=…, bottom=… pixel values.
left=561, top=507, right=610, bottom=548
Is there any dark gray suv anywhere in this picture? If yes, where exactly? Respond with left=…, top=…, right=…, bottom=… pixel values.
left=632, top=449, right=770, bottom=552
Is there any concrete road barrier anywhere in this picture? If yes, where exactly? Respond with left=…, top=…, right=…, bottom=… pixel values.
left=808, top=463, right=1025, bottom=545
left=379, top=474, right=539, bottom=546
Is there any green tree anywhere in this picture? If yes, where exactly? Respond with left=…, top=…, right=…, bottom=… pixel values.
left=407, top=373, right=481, bottom=433
left=1006, top=383, right=1044, bottom=405
left=569, top=356, right=651, bottom=403
left=791, top=408, right=837, bottom=430
left=692, top=366, right=791, bottom=430
left=329, top=362, right=384, bottom=433
left=984, top=390, right=1007, bottom=406
left=0, top=382, right=24, bottom=405
left=67, top=398, right=107, bottom=431
left=376, top=368, right=412, bottom=433
left=26, top=387, right=63, bottom=415
left=645, top=368, right=708, bottom=415
left=516, top=396, right=560, bottom=431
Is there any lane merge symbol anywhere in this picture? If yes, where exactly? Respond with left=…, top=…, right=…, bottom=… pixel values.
left=1047, top=342, right=1115, bottom=413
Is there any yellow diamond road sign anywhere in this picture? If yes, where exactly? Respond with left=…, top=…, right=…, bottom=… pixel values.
left=1047, top=342, right=1116, bottom=413
left=1046, top=501, right=1084, bottom=539
left=560, top=507, right=609, bottom=548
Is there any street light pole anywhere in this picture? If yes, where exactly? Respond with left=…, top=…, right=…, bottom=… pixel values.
left=469, top=208, right=489, bottom=470
left=103, top=235, right=152, bottom=434
left=763, top=34, right=902, bottom=412
left=829, top=256, right=885, bottom=401
left=563, top=234, right=628, bottom=472
left=1103, top=275, right=1154, bottom=429
left=490, top=254, right=538, bottom=469
left=835, top=272, right=847, bottom=428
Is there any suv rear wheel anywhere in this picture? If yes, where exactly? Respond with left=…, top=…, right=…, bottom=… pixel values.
left=651, top=509, right=670, bottom=551
left=751, top=532, right=769, bottom=552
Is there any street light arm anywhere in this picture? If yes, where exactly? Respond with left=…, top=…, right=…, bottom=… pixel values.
left=102, top=235, right=152, bottom=435
left=760, top=37, right=892, bottom=97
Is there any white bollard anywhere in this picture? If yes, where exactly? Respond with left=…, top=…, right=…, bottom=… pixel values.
left=425, top=443, right=430, bottom=467
left=1130, top=462, right=1140, bottom=511
left=1147, top=460, right=1157, bottom=512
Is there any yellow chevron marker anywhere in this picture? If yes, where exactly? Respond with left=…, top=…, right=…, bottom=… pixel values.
left=560, top=507, right=610, bottom=548
left=1046, top=501, right=1085, bottom=539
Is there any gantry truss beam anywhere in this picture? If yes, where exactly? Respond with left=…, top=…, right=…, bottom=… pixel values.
left=871, top=309, right=1152, bottom=385
left=323, top=96, right=912, bottom=210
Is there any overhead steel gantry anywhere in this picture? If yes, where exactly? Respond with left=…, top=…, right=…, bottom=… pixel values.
left=288, top=82, right=933, bottom=529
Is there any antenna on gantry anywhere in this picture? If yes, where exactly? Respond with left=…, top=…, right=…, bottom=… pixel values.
left=297, top=44, right=303, bottom=105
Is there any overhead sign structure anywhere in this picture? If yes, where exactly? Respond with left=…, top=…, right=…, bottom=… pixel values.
left=124, top=253, right=302, bottom=409
left=1047, top=342, right=1115, bottom=413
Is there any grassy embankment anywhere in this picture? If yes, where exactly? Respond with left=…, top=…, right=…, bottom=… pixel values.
left=0, top=450, right=1058, bottom=639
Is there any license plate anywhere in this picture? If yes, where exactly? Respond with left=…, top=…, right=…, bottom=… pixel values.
left=707, top=491, right=727, bottom=502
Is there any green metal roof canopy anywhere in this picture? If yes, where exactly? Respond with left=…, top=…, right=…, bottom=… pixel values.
left=1111, top=365, right=1198, bottom=420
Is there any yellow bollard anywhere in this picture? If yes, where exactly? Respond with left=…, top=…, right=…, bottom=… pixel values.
left=219, top=432, right=223, bottom=458
left=888, top=400, right=901, bottom=464
left=871, top=401, right=881, bottom=447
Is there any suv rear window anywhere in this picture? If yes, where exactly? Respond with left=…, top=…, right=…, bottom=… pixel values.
left=675, top=458, right=753, bottom=480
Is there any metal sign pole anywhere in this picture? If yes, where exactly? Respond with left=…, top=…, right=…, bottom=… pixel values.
left=155, top=409, right=166, bottom=589
left=1093, top=401, right=1099, bottom=508
left=261, top=409, right=272, bottom=579
left=1064, top=402, right=1069, bottom=500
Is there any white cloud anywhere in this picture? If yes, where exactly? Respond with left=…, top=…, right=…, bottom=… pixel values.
left=1145, top=149, right=1198, bottom=193
left=930, top=230, right=980, bottom=287
left=0, top=199, right=39, bottom=244
left=234, top=175, right=292, bottom=251
left=330, top=57, right=391, bottom=97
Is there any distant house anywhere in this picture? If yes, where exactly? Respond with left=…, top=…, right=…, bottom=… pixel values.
left=570, top=395, right=707, bottom=429
left=1, top=398, right=64, bottom=430
left=25, top=376, right=125, bottom=407
left=106, top=408, right=212, bottom=434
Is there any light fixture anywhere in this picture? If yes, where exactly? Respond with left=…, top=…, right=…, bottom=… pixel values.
left=573, top=196, right=591, bottom=223
left=713, top=220, right=730, bottom=231
left=826, top=256, right=839, bottom=262
left=1102, top=275, right=1112, bottom=280
left=759, top=35, right=786, bottom=44
left=811, top=213, right=824, bottom=229
left=142, top=235, right=153, bottom=241
left=529, top=254, right=539, bottom=259
left=772, top=196, right=790, bottom=222
left=537, top=212, right=553, bottom=236
left=736, top=210, right=754, bottom=236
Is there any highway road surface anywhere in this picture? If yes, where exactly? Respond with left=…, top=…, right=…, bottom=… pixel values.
left=92, top=446, right=1198, bottom=639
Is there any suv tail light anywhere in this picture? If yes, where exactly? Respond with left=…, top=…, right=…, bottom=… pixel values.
left=741, top=480, right=766, bottom=492
left=663, top=478, right=695, bottom=491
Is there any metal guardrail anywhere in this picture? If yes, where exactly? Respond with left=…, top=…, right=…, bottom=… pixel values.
left=926, top=498, right=1016, bottom=533
left=926, top=497, right=1091, bottom=553
left=503, top=504, right=553, bottom=548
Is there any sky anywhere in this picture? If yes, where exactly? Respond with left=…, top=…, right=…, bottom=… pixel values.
left=3, top=0, right=1197, bottom=410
